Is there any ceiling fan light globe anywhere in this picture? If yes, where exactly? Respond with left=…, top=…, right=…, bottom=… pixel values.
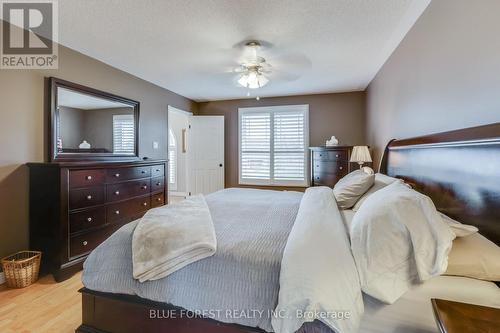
left=258, top=75, right=269, bottom=87
left=238, top=74, right=249, bottom=87
left=246, top=72, right=259, bottom=89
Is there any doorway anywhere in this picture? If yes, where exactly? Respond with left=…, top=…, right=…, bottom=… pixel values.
left=167, top=106, right=191, bottom=202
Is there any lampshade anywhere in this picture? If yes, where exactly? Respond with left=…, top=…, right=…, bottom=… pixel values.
left=350, top=146, right=372, bottom=163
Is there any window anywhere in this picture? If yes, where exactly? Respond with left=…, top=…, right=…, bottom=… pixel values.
left=113, top=114, right=135, bottom=154
left=168, top=128, right=177, bottom=190
left=239, top=105, right=309, bottom=186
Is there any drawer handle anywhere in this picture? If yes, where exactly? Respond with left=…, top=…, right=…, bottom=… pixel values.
left=86, top=175, right=92, bottom=180
left=319, top=154, right=323, bottom=157
left=82, top=241, right=88, bottom=246
left=339, top=166, right=343, bottom=170
left=86, top=195, right=92, bottom=200
left=114, top=191, right=120, bottom=195
left=142, top=202, right=148, bottom=206
left=141, top=185, right=148, bottom=190
left=336, top=154, right=340, bottom=158
left=316, top=177, right=320, bottom=180
left=157, top=197, right=162, bottom=202
left=156, top=169, right=160, bottom=172
left=156, top=182, right=161, bottom=186
left=316, top=165, right=319, bottom=168
left=114, top=173, right=120, bottom=178
left=115, top=210, right=120, bottom=215
left=87, top=217, right=92, bottom=222
left=141, top=170, right=146, bottom=174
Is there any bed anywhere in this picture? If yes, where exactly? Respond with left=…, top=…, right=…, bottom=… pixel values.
left=77, top=122, right=500, bottom=333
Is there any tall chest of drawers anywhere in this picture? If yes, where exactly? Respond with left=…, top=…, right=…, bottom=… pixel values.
left=28, top=160, right=167, bottom=281
left=309, top=146, right=352, bottom=187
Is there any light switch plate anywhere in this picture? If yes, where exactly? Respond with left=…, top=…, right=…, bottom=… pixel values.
left=153, top=141, right=159, bottom=149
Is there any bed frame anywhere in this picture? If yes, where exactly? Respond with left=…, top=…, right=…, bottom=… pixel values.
left=77, top=122, right=500, bottom=333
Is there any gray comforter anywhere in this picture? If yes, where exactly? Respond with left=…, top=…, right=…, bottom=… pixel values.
left=83, top=188, right=333, bottom=332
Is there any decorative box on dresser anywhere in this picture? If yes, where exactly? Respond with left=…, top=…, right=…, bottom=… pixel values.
left=27, top=160, right=167, bottom=281
left=309, top=146, right=352, bottom=187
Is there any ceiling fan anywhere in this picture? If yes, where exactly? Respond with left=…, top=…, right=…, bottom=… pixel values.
left=231, top=40, right=311, bottom=91
left=234, top=41, right=271, bottom=89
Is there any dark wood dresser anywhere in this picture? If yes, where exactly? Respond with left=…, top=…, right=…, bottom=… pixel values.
left=27, top=160, right=167, bottom=281
left=309, top=146, right=352, bottom=187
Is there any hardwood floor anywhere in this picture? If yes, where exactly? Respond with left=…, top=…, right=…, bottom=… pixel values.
left=0, top=272, right=82, bottom=333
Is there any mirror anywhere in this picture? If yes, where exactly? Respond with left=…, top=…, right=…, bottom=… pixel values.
left=50, top=78, right=139, bottom=161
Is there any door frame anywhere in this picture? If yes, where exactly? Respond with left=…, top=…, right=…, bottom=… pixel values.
left=167, top=106, right=192, bottom=198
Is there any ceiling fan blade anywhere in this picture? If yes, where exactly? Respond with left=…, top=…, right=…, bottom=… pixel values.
left=267, top=69, right=302, bottom=82
left=268, top=53, right=312, bottom=73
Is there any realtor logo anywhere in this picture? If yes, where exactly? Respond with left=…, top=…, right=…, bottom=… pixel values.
left=1, top=0, right=58, bottom=69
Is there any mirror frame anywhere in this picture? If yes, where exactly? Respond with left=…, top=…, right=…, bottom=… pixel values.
left=49, top=77, right=140, bottom=162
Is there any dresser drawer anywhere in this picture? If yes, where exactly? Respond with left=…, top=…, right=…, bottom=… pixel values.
left=106, top=195, right=151, bottom=224
left=69, top=224, right=118, bottom=258
left=313, top=150, right=348, bottom=161
left=151, top=176, right=165, bottom=193
left=313, top=160, right=348, bottom=174
left=69, top=206, right=106, bottom=234
left=106, top=179, right=151, bottom=202
left=312, top=172, right=344, bottom=186
left=69, top=186, right=105, bottom=210
left=151, top=192, right=165, bottom=208
left=151, top=164, right=165, bottom=178
left=106, top=166, right=151, bottom=183
left=69, top=169, right=106, bottom=189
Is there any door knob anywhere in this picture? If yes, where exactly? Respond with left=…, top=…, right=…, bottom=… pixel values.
left=219, top=164, right=223, bottom=167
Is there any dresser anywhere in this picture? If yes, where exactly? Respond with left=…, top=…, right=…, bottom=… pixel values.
left=28, top=160, right=167, bottom=281
left=309, top=146, right=352, bottom=187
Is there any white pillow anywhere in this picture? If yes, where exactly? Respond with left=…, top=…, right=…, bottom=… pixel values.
left=439, top=213, right=478, bottom=238
left=350, top=181, right=455, bottom=304
left=333, top=169, right=375, bottom=209
left=445, top=232, right=500, bottom=281
left=351, top=173, right=402, bottom=212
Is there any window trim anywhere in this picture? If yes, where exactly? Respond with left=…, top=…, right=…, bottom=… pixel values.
left=238, top=105, right=309, bottom=187
left=112, top=114, right=136, bottom=155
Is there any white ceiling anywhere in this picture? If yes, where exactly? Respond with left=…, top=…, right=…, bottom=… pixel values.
left=58, top=0, right=430, bottom=102
left=58, top=88, right=132, bottom=110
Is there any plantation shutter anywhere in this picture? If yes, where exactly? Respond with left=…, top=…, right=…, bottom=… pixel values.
left=113, top=114, right=135, bottom=154
left=273, top=109, right=306, bottom=182
left=240, top=112, right=271, bottom=182
left=239, top=105, right=308, bottom=186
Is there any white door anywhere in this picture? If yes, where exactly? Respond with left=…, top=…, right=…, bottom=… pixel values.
left=188, top=116, right=224, bottom=195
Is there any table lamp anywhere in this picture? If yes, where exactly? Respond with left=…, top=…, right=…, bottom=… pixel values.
left=350, top=146, right=372, bottom=169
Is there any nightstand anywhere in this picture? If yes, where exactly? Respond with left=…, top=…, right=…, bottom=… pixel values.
left=431, top=298, right=500, bottom=333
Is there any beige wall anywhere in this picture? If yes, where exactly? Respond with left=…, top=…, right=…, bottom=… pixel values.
left=59, top=106, right=85, bottom=148
left=0, top=41, right=196, bottom=258
left=197, top=92, right=366, bottom=188
left=366, top=0, right=500, bottom=168
left=83, top=107, right=135, bottom=152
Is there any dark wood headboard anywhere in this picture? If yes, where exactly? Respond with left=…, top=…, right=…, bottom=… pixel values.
left=380, top=123, right=500, bottom=245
